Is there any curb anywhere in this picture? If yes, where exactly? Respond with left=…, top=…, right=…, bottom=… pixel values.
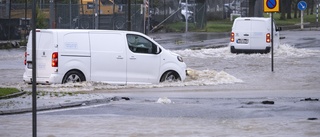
left=0, top=91, right=27, bottom=100
left=0, top=97, right=112, bottom=115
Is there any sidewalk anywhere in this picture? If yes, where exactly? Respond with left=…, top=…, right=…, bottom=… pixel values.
left=0, top=91, right=115, bottom=115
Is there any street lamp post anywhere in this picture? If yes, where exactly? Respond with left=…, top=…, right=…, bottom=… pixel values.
left=128, top=0, right=131, bottom=31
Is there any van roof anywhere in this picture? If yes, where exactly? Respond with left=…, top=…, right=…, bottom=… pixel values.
left=234, top=17, right=271, bottom=22
left=36, top=29, right=144, bottom=35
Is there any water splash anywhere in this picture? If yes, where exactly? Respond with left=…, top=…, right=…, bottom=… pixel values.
left=17, top=69, right=243, bottom=92
left=173, top=44, right=320, bottom=59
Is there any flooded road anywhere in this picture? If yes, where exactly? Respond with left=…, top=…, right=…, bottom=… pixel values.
left=1, top=30, right=320, bottom=137
left=0, top=30, right=320, bottom=91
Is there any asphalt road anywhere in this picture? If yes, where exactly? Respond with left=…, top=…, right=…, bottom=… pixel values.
left=1, top=89, right=319, bottom=137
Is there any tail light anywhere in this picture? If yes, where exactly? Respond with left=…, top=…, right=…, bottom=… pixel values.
left=24, top=52, right=27, bottom=65
left=52, top=52, right=58, bottom=67
left=266, top=33, right=271, bottom=43
left=230, top=32, right=235, bottom=42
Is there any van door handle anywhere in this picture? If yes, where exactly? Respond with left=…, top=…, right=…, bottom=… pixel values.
left=129, top=56, right=136, bottom=60
left=117, top=56, right=123, bottom=59
left=244, top=34, right=249, bottom=36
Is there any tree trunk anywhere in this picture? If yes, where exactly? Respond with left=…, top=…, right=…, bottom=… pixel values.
left=248, top=0, right=256, bottom=17
left=306, top=0, right=310, bottom=15
left=286, top=0, right=293, bottom=19
left=293, top=0, right=298, bottom=18
left=280, top=0, right=287, bottom=20
left=310, top=0, right=314, bottom=15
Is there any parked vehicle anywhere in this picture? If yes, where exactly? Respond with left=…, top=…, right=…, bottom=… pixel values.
left=224, top=0, right=249, bottom=17
left=229, top=17, right=281, bottom=53
left=73, top=0, right=126, bottom=29
left=23, top=29, right=187, bottom=84
left=179, top=0, right=196, bottom=22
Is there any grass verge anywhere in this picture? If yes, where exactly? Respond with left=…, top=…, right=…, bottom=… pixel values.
left=0, top=88, right=20, bottom=97
left=164, top=14, right=318, bottom=32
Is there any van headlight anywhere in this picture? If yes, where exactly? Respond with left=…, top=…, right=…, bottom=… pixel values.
left=177, top=56, right=184, bottom=62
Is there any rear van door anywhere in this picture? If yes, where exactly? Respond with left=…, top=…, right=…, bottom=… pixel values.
left=36, top=31, right=57, bottom=79
left=250, top=20, right=268, bottom=50
left=24, top=30, right=42, bottom=81
left=233, top=19, right=251, bottom=49
left=233, top=19, right=268, bottom=50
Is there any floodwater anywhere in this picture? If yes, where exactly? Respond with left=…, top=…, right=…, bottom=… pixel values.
left=1, top=40, right=320, bottom=92
left=0, top=30, right=320, bottom=91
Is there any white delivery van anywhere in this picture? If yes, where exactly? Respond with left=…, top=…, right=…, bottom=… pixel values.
left=23, top=29, right=187, bottom=84
left=229, top=17, right=281, bottom=53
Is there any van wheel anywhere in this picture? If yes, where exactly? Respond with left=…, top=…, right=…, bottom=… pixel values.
left=62, top=70, right=86, bottom=84
left=160, top=71, right=181, bottom=83
left=230, top=46, right=237, bottom=53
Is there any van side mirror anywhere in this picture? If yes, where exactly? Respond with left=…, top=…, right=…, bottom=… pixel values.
left=156, top=46, right=160, bottom=54
left=152, top=44, right=161, bottom=54
left=276, top=27, right=282, bottom=31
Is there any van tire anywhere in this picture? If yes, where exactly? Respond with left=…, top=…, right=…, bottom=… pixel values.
left=160, top=71, right=181, bottom=83
left=62, top=70, right=86, bottom=84
left=230, top=46, right=237, bottom=53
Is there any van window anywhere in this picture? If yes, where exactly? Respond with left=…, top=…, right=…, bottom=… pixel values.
left=126, top=34, right=158, bottom=54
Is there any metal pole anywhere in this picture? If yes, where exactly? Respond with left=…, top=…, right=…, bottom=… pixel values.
left=146, top=0, right=150, bottom=34
left=185, top=0, right=188, bottom=33
left=316, top=4, right=319, bottom=28
left=271, top=13, right=274, bottom=72
left=69, top=0, right=72, bottom=29
left=24, top=0, right=27, bottom=41
left=94, top=0, right=99, bottom=29
left=128, top=0, right=131, bottom=31
left=32, top=0, right=37, bottom=136
left=143, top=0, right=146, bottom=34
left=49, top=0, right=54, bottom=28
left=8, top=0, right=11, bottom=40
left=301, top=10, right=304, bottom=29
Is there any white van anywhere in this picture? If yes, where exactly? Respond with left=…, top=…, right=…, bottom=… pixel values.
left=23, top=29, right=187, bottom=84
left=229, top=17, right=281, bottom=53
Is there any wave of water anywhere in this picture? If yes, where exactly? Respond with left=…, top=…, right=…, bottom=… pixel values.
left=18, top=69, right=243, bottom=92
left=174, top=44, right=320, bottom=59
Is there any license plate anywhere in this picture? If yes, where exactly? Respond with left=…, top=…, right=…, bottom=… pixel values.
left=27, top=63, right=32, bottom=69
left=236, top=39, right=249, bottom=44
